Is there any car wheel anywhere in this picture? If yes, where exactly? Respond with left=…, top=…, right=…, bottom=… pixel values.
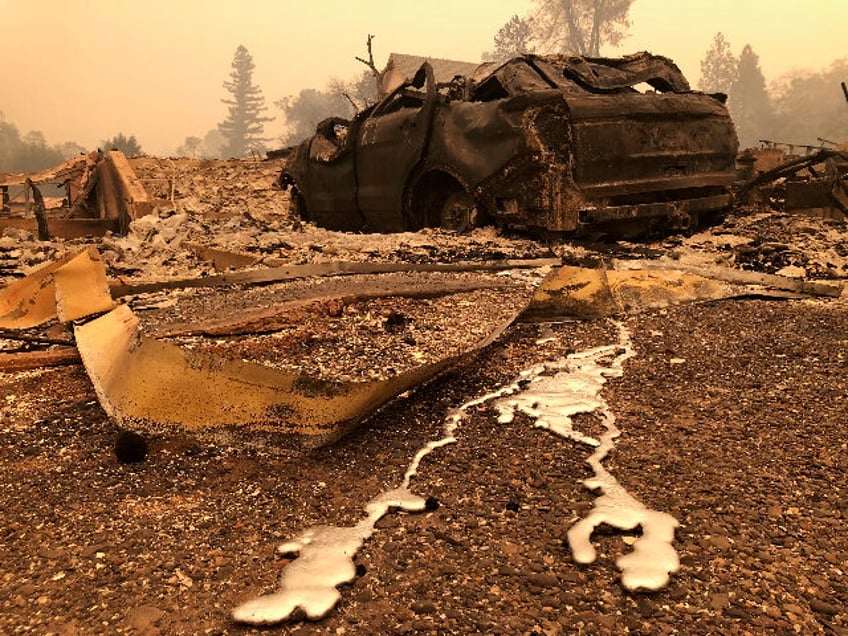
left=440, top=191, right=477, bottom=233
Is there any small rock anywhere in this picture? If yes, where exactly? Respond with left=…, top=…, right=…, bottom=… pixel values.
left=709, top=592, right=730, bottom=610
left=726, top=606, right=750, bottom=620
left=411, top=600, right=437, bottom=615
left=809, top=598, right=841, bottom=616
left=636, top=596, right=658, bottom=617
left=526, top=572, right=559, bottom=588
left=114, top=430, right=148, bottom=464
left=126, top=605, right=164, bottom=631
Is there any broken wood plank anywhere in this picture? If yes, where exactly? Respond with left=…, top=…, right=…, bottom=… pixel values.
left=0, top=217, right=118, bottom=239
left=0, top=347, right=80, bottom=372
left=104, top=150, right=154, bottom=226
left=183, top=242, right=261, bottom=271
left=109, top=258, right=561, bottom=298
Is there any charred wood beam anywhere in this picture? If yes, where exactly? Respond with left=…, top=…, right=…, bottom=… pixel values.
left=0, top=328, right=73, bottom=346
left=0, top=347, right=80, bottom=372
left=25, top=179, right=50, bottom=241
left=736, top=149, right=848, bottom=202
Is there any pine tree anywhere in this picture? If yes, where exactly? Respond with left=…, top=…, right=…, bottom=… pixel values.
left=219, top=45, right=273, bottom=158
left=729, top=44, right=774, bottom=148
left=698, top=32, right=737, bottom=95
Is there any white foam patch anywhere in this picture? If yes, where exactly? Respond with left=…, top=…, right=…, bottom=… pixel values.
left=234, top=322, right=679, bottom=625
left=494, top=324, right=680, bottom=591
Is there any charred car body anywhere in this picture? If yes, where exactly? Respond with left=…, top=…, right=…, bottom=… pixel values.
left=281, top=52, right=739, bottom=236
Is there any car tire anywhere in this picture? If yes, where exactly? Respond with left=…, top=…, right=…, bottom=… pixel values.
left=440, top=191, right=477, bottom=233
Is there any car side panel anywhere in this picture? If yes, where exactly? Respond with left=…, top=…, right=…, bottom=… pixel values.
left=300, top=137, right=361, bottom=232
left=355, top=107, right=432, bottom=232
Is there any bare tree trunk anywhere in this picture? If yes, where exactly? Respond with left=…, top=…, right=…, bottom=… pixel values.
left=562, top=1, right=587, bottom=54
left=355, top=34, right=390, bottom=99
left=589, top=0, right=602, bottom=56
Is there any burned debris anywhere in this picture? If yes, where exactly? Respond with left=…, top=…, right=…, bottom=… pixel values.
left=0, top=51, right=846, bottom=636
left=0, top=150, right=153, bottom=240
left=280, top=52, right=738, bottom=237
left=736, top=147, right=848, bottom=221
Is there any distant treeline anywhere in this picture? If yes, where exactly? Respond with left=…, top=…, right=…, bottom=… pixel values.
left=766, top=58, right=848, bottom=148
left=0, top=117, right=148, bottom=172
left=0, top=117, right=86, bottom=173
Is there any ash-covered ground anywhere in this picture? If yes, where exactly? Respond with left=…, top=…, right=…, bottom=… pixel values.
left=0, top=157, right=846, bottom=635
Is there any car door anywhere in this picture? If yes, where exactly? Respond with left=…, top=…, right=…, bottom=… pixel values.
left=355, top=64, right=436, bottom=232
left=301, top=118, right=363, bottom=231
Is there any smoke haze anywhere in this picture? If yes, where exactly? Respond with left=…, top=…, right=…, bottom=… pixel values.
left=1, top=0, right=845, bottom=155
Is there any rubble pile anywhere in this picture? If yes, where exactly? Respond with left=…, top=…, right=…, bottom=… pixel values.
left=0, top=153, right=847, bottom=634
left=130, top=156, right=290, bottom=219
left=657, top=210, right=848, bottom=280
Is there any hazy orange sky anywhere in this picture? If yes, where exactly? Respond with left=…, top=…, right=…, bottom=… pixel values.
left=2, top=0, right=846, bottom=155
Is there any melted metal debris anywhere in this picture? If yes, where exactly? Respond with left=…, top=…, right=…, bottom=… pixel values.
left=234, top=322, right=678, bottom=625
left=232, top=393, right=507, bottom=624
left=232, top=487, right=427, bottom=624
left=495, top=324, right=680, bottom=591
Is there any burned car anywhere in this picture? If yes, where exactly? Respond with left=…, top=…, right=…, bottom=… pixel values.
left=281, top=52, right=739, bottom=236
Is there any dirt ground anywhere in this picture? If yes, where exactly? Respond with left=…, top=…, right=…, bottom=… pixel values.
left=1, top=158, right=846, bottom=635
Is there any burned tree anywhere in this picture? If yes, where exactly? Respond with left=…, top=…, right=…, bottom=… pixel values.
left=355, top=34, right=391, bottom=100
left=219, top=45, right=273, bottom=158
left=530, top=0, right=633, bottom=56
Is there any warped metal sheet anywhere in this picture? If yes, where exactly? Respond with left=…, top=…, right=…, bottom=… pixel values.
left=521, top=266, right=617, bottom=321
left=523, top=265, right=737, bottom=320
left=606, top=269, right=734, bottom=313
left=75, top=301, right=522, bottom=446
left=53, top=248, right=115, bottom=322
left=0, top=251, right=79, bottom=329
left=0, top=247, right=114, bottom=329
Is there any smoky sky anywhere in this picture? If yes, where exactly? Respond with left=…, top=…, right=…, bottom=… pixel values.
left=1, top=0, right=844, bottom=155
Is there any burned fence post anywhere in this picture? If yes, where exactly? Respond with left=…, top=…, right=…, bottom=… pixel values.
left=25, top=178, right=50, bottom=241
